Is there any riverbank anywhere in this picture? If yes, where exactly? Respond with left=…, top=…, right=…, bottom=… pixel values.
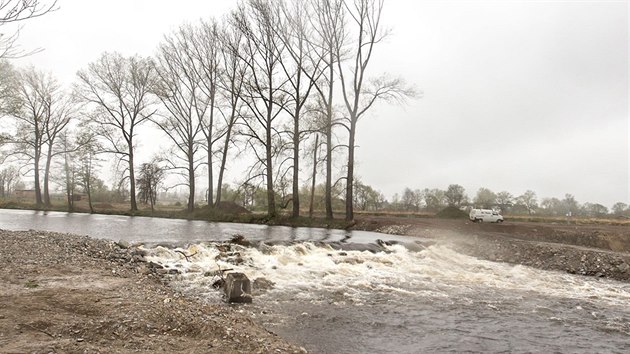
left=0, top=230, right=305, bottom=353
left=368, top=217, right=630, bottom=282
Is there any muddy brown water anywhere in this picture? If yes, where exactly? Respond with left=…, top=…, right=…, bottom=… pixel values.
left=2, top=209, right=630, bottom=353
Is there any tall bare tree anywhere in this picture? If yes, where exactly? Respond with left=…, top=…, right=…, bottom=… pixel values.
left=0, top=0, right=57, bottom=58
left=188, top=19, right=224, bottom=207
left=153, top=24, right=207, bottom=213
left=215, top=19, right=248, bottom=207
left=8, top=67, right=58, bottom=206
left=310, top=0, right=345, bottom=219
left=76, top=52, right=156, bottom=211
left=336, top=0, right=414, bottom=221
left=276, top=0, right=324, bottom=218
left=232, top=0, right=288, bottom=217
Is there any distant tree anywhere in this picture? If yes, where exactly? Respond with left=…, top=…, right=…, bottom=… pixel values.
left=444, top=184, right=467, bottom=207
left=136, top=161, right=165, bottom=212
left=517, top=190, right=537, bottom=215
left=422, top=188, right=445, bottom=212
left=562, top=193, right=579, bottom=216
left=474, top=188, right=497, bottom=209
left=612, top=202, right=628, bottom=216
left=540, top=197, right=562, bottom=216
left=0, top=165, right=19, bottom=197
left=0, top=0, right=57, bottom=58
left=76, top=52, right=156, bottom=211
left=75, top=130, right=102, bottom=213
left=495, top=191, right=514, bottom=212
left=581, top=202, right=608, bottom=218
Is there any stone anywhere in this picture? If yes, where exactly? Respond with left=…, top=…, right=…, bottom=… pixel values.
left=117, top=240, right=130, bottom=249
left=224, top=272, right=252, bottom=303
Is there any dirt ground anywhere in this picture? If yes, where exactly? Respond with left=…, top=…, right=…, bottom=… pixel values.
left=1, top=216, right=629, bottom=353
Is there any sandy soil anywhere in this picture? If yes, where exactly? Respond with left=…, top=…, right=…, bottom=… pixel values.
left=1, top=217, right=629, bottom=353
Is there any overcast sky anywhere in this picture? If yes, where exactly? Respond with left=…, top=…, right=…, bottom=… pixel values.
left=11, top=0, right=629, bottom=207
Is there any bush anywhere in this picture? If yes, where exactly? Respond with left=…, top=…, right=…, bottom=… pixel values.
left=436, top=206, right=468, bottom=219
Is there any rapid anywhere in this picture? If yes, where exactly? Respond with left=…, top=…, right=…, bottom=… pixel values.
left=145, top=240, right=630, bottom=353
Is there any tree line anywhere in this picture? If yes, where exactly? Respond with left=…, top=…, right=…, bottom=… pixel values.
left=383, top=184, right=630, bottom=218
left=0, top=0, right=414, bottom=221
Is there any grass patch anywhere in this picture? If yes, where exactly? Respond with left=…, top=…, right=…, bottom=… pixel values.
left=25, top=280, right=39, bottom=288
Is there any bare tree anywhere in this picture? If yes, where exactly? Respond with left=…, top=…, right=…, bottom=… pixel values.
left=276, top=0, right=324, bottom=218
left=7, top=67, right=58, bottom=206
left=517, top=190, right=538, bottom=215
left=336, top=0, right=415, bottom=221
left=152, top=24, right=207, bottom=213
left=189, top=19, right=224, bottom=207
left=41, top=83, right=73, bottom=206
left=75, top=129, right=101, bottom=213
left=0, top=0, right=58, bottom=58
left=310, top=0, right=345, bottom=219
left=215, top=19, right=248, bottom=207
left=232, top=1, right=288, bottom=217
left=136, top=161, right=164, bottom=212
left=75, top=52, right=156, bottom=211
left=0, top=165, right=19, bottom=196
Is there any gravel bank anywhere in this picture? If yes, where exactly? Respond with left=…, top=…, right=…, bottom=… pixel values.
left=0, top=229, right=305, bottom=353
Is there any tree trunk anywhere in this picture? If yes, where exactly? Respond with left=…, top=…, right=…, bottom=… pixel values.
left=215, top=110, right=236, bottom=208
left=64, top=152, right=73, bottom=211
left=291, top=107, right=301, bottom=218
left=207, top=140, right=213, bottom=207
left=188, top=148, right=195, bottom=213
left=309, top=134, right=319, bottom=218
left=345, top=120, right=356, bottom=222
left=34, top=149, right=43, bottom=207
left=43, top=147, right=53, bottom=207
left=86, top=169, right=94, bottom=213
left=128, top=148, right=137, bottom=211
left=325, top=59, right=334, bottom=220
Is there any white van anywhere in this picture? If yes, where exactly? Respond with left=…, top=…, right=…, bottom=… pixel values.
left=469, top=209, right=504, bottom=223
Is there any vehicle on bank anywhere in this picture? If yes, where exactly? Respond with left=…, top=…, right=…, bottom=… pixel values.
left=469, top=208, right=504, bottom=223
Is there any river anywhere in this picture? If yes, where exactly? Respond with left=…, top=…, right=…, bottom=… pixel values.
left=2, top=209, right=630, bottom=353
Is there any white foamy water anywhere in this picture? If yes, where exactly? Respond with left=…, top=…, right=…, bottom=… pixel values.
left=144, top=242, right=630, bottom=306
left=144, top=242, right=630, bottom=353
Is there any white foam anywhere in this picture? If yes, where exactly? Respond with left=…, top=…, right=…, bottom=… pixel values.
left=142, top=242, right=630, bottom=306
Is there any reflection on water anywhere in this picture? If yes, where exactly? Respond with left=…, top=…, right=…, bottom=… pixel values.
left=0, top=209, right=404, bottom=246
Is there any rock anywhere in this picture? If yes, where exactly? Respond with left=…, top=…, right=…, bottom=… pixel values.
left=253, top=277, right=275, bottom=292
left=117, top=240, right=130, bottom=249
left=230, top=235, right=251, bottom=247
left=617, top=263, right=630, bottom=272
left=224, top=272, right=252, bottom=303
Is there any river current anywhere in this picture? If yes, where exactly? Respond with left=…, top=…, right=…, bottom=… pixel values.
left=2, top=209, right=630, bottom=353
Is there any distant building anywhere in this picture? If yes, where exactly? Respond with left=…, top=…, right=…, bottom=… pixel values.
left=14, top=189, right=36, bottom=199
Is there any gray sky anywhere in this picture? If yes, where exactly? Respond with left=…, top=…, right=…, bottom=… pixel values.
left=12, top=0, right=629, bottom=207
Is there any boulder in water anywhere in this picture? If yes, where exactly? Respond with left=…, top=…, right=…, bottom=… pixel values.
left=224, top=272, right=252, bottom=303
